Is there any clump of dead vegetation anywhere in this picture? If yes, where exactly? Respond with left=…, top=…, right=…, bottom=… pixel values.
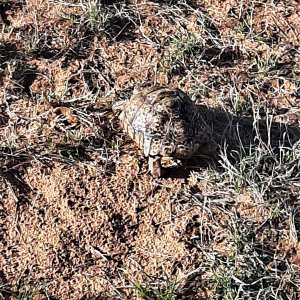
left=0, top=0, right=300, bottom=299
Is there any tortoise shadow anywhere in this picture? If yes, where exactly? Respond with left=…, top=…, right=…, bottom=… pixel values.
left=165, top=105, right=300, bottom=179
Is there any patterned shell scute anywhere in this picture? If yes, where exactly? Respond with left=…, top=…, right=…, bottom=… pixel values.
left=119, top=86, right=200, bottom=158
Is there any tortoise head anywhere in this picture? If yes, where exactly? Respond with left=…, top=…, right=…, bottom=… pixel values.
left=111, top=87, right=135, bottom=114
left=112, top=98, right=127, bottom=114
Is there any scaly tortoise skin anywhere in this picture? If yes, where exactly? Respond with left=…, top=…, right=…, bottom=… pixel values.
left=118, top=85, right=209, bottom=177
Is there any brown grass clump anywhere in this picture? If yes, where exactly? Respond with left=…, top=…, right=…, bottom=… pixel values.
left=1, top=0, right=300, bottom=299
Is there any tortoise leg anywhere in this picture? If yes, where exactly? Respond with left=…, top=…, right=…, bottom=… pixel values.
left=149, top=156, right=162, bottom=178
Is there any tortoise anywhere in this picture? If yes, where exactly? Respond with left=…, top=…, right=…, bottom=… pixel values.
left=115, top=85, right=212, bottom=177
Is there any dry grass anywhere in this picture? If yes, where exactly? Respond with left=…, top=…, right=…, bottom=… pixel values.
left=0, top=0, right=300, bottom=299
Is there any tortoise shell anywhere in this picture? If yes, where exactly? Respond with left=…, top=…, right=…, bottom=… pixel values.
left=118, top=86, right=206, bottom=177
